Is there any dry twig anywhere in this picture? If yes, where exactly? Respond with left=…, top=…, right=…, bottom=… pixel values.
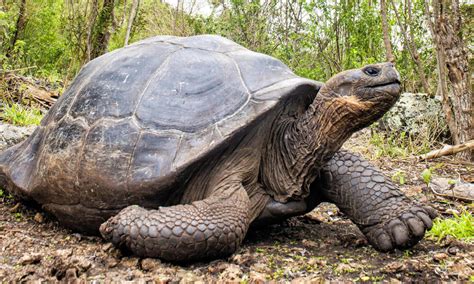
left=418, top=140, right=474, bottom=160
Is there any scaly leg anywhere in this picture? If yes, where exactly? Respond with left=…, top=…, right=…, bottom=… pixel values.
left=100, top=182, right=250, bottom=261
left=317, top=150, right=437, bottom=251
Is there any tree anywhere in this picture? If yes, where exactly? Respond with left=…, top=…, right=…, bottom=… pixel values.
left=380, top=0, right=394, bottom=62
left=90, top=0, right=116, bottom=59
left=391, top=0, right=431, bottom=94
left=7, top=0, right=27, bottom=57
left=425, top=0, right=472, bottom=160
left=124, top=0, right=140, bottom=46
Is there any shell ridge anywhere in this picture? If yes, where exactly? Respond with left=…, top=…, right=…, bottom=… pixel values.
left=251, top=78, right=322, bottom=102
left=214, top=55, right=252, bottom=135
left=25, top=126, right=47, bottom=191
left=125, top=131, right=143, bottom=193
left=170, top=134, right=184, bottom=171
left=132, top=47, right=184, bottom=128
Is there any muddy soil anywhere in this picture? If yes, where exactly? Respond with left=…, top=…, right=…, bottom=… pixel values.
left=1, top=129, right=473, bottom=282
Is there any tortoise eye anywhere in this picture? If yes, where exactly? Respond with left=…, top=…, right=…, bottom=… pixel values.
left=363, top=67, right=380, bottom=76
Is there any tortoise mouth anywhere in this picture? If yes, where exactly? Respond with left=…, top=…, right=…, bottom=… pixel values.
left=368, top=79, right=401, bottom=89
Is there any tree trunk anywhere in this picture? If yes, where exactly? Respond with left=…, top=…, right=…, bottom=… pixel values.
left=124, top=0, right=139, bottom=46
left=425, top=0, right=473, bottom=160
left=391, top=0, right=431, bottom=94
left=86, top=0, right=99, bottom=62
left=90, top=0, right=116, bottom=60
left=7, top=0, right=27, bottom=56
left=380, top=0, right=395, bottom=62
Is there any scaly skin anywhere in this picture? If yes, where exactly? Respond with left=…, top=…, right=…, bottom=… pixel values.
left=100, top=185, right=250, bottom=261
left=319, top=150, right=437, bottom=251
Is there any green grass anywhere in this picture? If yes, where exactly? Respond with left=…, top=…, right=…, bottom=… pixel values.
left=1, top=103, right=43, bottom=126
left=368, top=127, right=433, bottom=159
left=427, top=211, right=474, bottom=242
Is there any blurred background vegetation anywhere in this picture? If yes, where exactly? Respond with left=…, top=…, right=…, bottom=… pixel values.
left=0, top=0, right=472, bottom=158
left=0, top=0, right=469, bottom=85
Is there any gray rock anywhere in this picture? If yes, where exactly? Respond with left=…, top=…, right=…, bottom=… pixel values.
left=18, top=253, right=42, bottom=265
left=430, top=178, right=474, bottom=201
left=0, top=123, right=35, bottom=151
left=379, top=93, right=447, bottom=139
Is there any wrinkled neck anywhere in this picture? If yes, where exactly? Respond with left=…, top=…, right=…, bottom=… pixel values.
left=261, top=92, right=366, bottom=202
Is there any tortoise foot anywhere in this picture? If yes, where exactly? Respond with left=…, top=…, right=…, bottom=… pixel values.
left=362, top=205, right=437, bottom=251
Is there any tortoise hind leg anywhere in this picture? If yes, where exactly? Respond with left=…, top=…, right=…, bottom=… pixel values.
left=317, top=150, right=437, bottom=251
left=100, top=182, right=250, bottom=262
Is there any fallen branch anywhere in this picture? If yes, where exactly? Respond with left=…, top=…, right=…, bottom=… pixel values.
left=0, top=66, right=37, bottom=75
left=418, top=140, right=474, bottom=160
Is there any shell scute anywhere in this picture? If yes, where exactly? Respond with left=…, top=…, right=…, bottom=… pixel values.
left=68, top=43, right=179, bottom=124
left=127, top=132, right=180, bottom=195
left=32, top=119, right=87, bottom=205
left=135, top=48, right=249, bottom=133
left=228, top=50, right=296, bottom=93
left=78, top=118, right=140, bottom=209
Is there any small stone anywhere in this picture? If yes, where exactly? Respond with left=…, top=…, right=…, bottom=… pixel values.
left=447, top=246, right=459, bottom=255
left=218, top=264, right=242, bottom=281
left=140, top=258, right=161, bottom=271
left=301, top=239, right=318, bottom=248
left=72, top=233, right=82, bottom=241
left=249, top=270, right=267, bottom=283
left=33, top=213, right=44, bottom=223
left=433, top=252, right=448, bottom=262
left=64, top=268, right=78, bottom=280
left=120, top=257, right=139, bottom=269
left=101, top=243, right=113, bottom=252
left=71, top=256, right=92, bottom=271
left=56, top=248, right=73, bottom=258
left=18, top=253, right=42, bottom=265
left=382, top=262, right=405, bottom=273
left=250, top=263, right=271, bottom=274
left=175, top=270, right=203, bottom=283
left=106, top=257, right=119, bottom=268
left=154, top=274, right=172, bottom=283
left=335, top=263, right=355, bottom=273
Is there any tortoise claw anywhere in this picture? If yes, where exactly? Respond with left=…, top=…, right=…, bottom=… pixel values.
left=363, top=205, right=437, bottom=251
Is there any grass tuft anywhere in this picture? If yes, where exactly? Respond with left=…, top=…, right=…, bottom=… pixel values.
left=427, top=211, right=474, bottom=242
left=1, top=103, right=43, bottom=126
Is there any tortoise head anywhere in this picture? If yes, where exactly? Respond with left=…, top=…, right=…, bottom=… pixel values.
left=319, top=62, right=401, bottom=131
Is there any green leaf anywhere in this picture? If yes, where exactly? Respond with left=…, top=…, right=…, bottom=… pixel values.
left=421, top=168, right=432, bottom=185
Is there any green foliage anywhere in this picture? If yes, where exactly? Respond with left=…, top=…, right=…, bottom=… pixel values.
left=427, top=211, right=474, bottom=243
left=1, top=103, right=43, bottom=126
left=420, top=163, right=443, bottom=186
left=420, top=168, right=432, bottom=185
left=0, top=0, right=453, bottom=96
left=368, top=124, right=436, bottom=159
left=1, top=0, right=72, bottom=80
left=369, top=130, right=410, bottom=158
left=391, top=170, right=406, bottom=185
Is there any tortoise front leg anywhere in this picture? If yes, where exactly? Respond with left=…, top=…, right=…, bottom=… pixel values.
left=317, top=150, right=437, bottom=251
left=100, top=183, right=250, bottom=262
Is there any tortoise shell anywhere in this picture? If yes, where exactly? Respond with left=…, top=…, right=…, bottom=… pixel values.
left=1, top=35, right=321, bottom=219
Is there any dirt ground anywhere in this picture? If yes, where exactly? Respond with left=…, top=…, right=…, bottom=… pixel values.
left=0, top=130, right=473, bottom=282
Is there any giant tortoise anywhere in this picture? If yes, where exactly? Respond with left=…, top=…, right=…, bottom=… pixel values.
left=0, top=35, right=436, bottom=261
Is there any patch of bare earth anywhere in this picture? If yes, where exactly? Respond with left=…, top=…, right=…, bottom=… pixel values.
left=1, top=130, right=473, bottom=282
